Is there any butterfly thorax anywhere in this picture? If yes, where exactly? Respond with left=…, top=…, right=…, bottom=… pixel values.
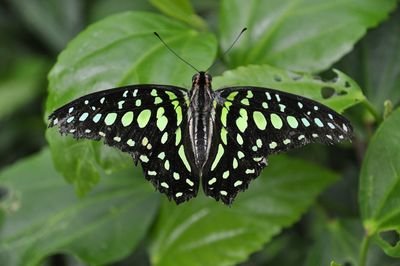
left=188, top=72, right=215, bottom=174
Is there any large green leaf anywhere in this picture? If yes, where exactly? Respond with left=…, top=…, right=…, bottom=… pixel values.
left=45, top=11, right=217, bottom=194
left=0, top=149, right=159, bottom=266
left=150, top=0, right=207, bottom=30
left=219, top=0, right=397, bottom=72
left=213, top=64, right=365, bottom=113
left=359, top=108, right=400, bottom=257
left=150, top=155, right=338, bottom=266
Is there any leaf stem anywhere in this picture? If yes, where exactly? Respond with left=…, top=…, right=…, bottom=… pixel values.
left=362, top=99, right=382, bottom=124
left=358, top=234, right=371, bottom=266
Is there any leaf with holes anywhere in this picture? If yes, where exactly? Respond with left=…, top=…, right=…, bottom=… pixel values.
left=219, top=0, right=397, bottom=72
left=45, top=11, right=217, bottom=195
left=0, top=149, right=159, bottom=265
left=213, top=64, right=365, bottom=113
left=150, top=155, right=338, bottom=266
left=359, top=108, right=400, bottom=257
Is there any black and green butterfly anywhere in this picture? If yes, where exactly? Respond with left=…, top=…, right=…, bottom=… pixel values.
left=48, top=31, right=353, bottom=205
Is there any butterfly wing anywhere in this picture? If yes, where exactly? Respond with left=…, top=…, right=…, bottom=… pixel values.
left=201, top=119, right=266, bottom=205
left=203, top=86, right=353, bottom=204
left=48, top=85, right=198, bottom=204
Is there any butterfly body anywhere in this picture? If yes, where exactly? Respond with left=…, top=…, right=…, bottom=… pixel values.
left=188, top=71, right=215, bottom=174
left=49, top=71, right=353, bottom=205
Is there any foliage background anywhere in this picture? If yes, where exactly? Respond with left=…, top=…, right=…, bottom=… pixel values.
left=0, top=0, right=399, bottom=265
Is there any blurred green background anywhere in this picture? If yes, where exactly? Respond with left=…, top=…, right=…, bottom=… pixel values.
left=1, top=0, right=400, bottom=266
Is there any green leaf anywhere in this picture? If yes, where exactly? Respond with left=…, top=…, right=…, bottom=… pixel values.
left=359, top=108, right=400, bottom=257
left=0, top=149, right=159, bottom=266
left=9, top=0, right=83, bottom=51
left=213, top=64, right=365, bottom=113
left=45, top=11, right=217, bottom=194
left=0, top=56, right=48, bottom=120
left=150, top=0, right=207, bottom=30
left=150, top=155, right=338, bottom=266
left=219, top=0, right=397, bottom=72
left=305, top=219, right=361, bottom=266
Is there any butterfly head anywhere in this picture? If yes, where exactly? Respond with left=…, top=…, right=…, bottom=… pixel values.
left=189, top=71, right=213, bottom=109
left=192, top=72, right=212, bottom=87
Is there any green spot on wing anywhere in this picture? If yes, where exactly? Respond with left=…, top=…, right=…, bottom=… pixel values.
left=241, top=98, right=250, bottom=105
left=104, top=113, right=117, bottom=125
left=157, top=116, right=168, bottom=131
left=178, top=145, right=191, bottom=171
left=236, top=134, right=243, bottom=145
left=287, top=116, right=299, bottom=128
left=156, top=107, right=165, bottom=118
left=137, top=110, right=151, bottom=128
left=221, top=107, right=228, bottom=127
left=301, top=118, right=310, bottom=127
left=175, top=127, right=181, bottom=145
left=314, top=118, right=324, bottom=127
left=233, top=158, right=238, bottom=169
left=236, top=109, right=248, bottom=133
left=176, top=106, right=182, bottom=125
left=165, top=91, right=177, bottom=100
left=253, top=111, right=267, bottom=130
left=211, top=144, right=224, bottom=171
left=221, top=127, right=228, bottom=145
left=93, top=113, right=102, bottom=123
left=239, top=108, right=248, bottom=119
left=154, top=97, right=162, bottom=104
left=236, top=117, right=247, bottom=133
left=269, top=142, right=277, bottom=149
left=271, top=113, right=283, bottom=129
left=161, top=132, right=168, bottom=144
left=227, top=91, right=238, bottom=101
left=156, top=107, right=168, bottom=131
left=121, top=111, right=134, bottom=127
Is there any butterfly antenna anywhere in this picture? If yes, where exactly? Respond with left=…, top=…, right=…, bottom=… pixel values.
left=154, top=32, right=200, bottom=73
left=205, top=27, right=247, bottom=73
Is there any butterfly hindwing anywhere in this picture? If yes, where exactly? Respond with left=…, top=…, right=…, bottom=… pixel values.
left=202, top=120, right=266, bottom=205
left=48, top=85, right=198, bottom=203
left=141, top=113, right=199, bottom=204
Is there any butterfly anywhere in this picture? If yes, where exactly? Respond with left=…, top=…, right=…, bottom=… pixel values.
left=48, top=30, right=353, bottom=205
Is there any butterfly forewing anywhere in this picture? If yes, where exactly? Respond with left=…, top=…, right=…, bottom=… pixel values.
left=48, top=85, right=198, bottom=203
left=215, top=86, right=352, bottom=156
